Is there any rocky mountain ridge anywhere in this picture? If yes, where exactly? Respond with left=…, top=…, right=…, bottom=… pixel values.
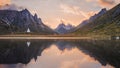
left=0, top=9, right=55, bottom=34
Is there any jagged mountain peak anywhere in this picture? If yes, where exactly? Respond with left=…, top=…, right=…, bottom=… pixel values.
left=58, top=23, right=65, bottom=27
left=0, top=9, right=55, bottom=34
left=55, top=23, right=74, bottom=34
left=100, top=8, right=107, bottom=12
left=34, top=13, right=38, bottom=17
left=98, top=8, right=107, bottom=15
left=87, top=8, right=107, bottom=23
left=21, top=9, right=30, bottom=14
left=23, top=8, right=29, bottom=12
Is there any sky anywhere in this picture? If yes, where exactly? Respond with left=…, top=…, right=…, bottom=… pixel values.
left=0, top=0, right=120, bottom=29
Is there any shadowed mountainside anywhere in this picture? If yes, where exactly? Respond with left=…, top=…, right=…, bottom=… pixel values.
left=0, top=9, right=55, bottom=35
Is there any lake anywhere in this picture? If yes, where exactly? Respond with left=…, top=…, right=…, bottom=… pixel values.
left=0, top=39, right=119, bottom=68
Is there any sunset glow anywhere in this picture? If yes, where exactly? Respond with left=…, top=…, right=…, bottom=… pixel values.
left=0, top=0, right=11, bottom=6
left=0, top=0, right=119, bottom=28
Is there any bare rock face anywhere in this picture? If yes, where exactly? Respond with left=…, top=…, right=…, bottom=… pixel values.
left=0, top=9, right=55, bottom=34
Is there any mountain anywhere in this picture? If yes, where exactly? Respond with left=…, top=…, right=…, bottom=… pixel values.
left=73, top=3, right=120, bottom=36
left=76, top=8, right=107, bottom=30
left=0, top=9, right=55, bottom=34
left=89, top=8, right=107, bottom=22
left=55, top=23, right=74, bottom=34
left=72, top=8, right=107, bottom=33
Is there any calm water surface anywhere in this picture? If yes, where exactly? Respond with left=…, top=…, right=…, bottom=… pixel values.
left=0, top=39, right=119, bottom=68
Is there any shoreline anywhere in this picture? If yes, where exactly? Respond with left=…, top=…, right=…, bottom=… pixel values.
left=0, top=35, right=119, bottom=40
left=0, top=36, right=92, bottom=40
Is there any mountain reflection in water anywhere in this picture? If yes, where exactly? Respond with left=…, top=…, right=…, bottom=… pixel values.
left=0, top=40, right=119, bottom=68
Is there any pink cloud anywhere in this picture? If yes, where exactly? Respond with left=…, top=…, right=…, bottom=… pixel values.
left=98, top=0, right=116, bottom=8
left=0, top=4, right=24, bottom=11
left=60, top=4, right=89, bottom=18
left=0, top=0, right=11, bottom=6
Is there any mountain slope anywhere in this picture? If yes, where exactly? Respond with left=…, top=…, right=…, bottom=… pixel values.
left=72, top=8, right=107, bottom=34
left=74, top=3, right=120, bottom=36
left=0, top=9, right=55, bottom=34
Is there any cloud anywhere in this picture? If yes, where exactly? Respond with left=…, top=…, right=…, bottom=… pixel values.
left=86, top=0, right=94, bottom=2
left=0, top=4, right=24, bottom=11
left=88, top=11, right=98, bottom=16
left=60, top=4, right=80, bottom=15
left=98, top=0, right=116, bottom=7
left=85, top=0, right=117, bottom=8
left=0, top=0, right=11, bottom=6
left=0, top=0, right=24, bottom=11
left=60, top=4, right=89, bottom=18
left=99, top=0, right=115, bottom=5
left=60, top=4, right=97, bottom=19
